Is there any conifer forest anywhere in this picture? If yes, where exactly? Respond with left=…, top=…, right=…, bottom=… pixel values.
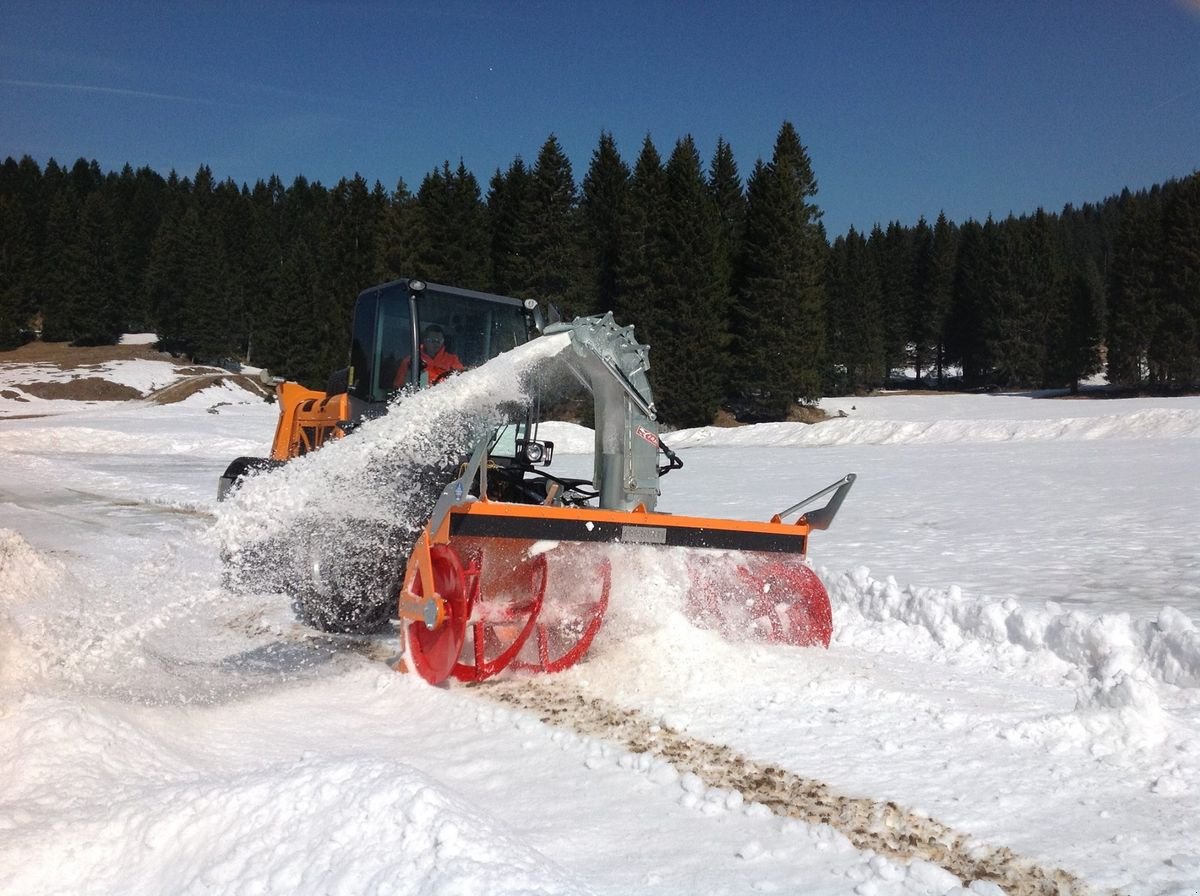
left=2, top=122, right=1198, bottom=427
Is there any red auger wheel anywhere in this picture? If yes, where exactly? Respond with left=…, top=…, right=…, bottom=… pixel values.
left=405, top=543, right=473, bottom=684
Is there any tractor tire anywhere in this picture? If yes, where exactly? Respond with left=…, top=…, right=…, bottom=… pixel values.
left=287, top=524, right=406, bottom=635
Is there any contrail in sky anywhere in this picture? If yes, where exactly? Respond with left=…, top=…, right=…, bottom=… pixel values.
left=0, top=79, right=244, bottom=107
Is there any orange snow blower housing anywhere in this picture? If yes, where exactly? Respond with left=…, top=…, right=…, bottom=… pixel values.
left=219, top=278, right=855, bottom=685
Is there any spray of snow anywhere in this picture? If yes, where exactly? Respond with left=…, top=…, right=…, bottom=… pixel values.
left=214, top=333, right=569, bottom=545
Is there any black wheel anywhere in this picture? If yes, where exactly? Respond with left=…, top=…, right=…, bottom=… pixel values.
left=217, top=456, right=282, bottom=502
left=287, top=525, right=403, bottom=635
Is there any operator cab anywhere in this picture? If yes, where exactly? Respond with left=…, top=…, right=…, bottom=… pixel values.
left=347, top=278, right=536, bottom=404
left=341, top=278, right=567, bottom=499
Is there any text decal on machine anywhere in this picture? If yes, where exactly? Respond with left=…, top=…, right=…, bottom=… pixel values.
left=635, top=426, right=659, bottom=447
left=621, top=525, right=668, bottom=545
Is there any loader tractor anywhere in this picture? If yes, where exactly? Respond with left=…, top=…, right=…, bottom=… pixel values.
left=219, top=278, right=855, bottom=685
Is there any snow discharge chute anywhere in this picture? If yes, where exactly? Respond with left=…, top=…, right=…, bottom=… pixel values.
left=218, top=278, right=854, bottom=685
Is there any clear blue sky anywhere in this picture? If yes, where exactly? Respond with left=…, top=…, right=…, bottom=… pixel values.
left=3, top=1, right=1198, bottom=236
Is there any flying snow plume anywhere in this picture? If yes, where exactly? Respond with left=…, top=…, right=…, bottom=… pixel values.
left=212, top=333, right=572, bottom=622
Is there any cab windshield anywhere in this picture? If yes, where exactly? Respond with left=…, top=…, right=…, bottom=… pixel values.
left=349, top=282, right=532, bottom=403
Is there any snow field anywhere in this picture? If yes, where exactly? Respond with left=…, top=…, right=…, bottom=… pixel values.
left=3, top=352, right=1200, bottom=893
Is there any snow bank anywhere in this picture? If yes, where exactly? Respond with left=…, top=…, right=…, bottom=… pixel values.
left=118, top=333, right=159, bottom=345
left=0, top=530, right=68, bottom=686
left=0, top=696, right=588, bottom=896
left=828, top=565, right=1200, bottom=749
left=668, top=407, right=1200, bottom=450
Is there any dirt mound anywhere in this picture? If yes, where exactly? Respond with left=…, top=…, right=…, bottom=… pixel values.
left=1, top=340, right=177, bottom=367
left=0, top=340, right=271, bottom=405
left=19, top=378, right=143, bottom=401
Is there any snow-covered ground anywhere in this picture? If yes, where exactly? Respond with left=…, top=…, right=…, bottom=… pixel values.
left=2, top=349, right=1199, bottom=896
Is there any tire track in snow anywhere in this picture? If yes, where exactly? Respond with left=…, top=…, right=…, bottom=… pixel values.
left=479, top=677, right=1094, bottom=896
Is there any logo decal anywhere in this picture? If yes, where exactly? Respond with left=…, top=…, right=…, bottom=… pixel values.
left=635, top=426, right=659, bottom=447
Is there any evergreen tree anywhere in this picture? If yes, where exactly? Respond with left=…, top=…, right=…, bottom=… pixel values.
left=410, top=161, right=488, bottom=288
left=39, top=189, right=82, bottom=342
left=907, top=216, right=934, bottom=381
left=1106, top=192, right=1162, bottom=386
left=733, top=122, right=826, bottom=418
left=519, top=135, right=583, bottom=311
left=111, top=165, right=166, bottom=330
left=321, top=174, right=382, bottom=358
left=707, top=137, right=745, bottom=332
left=615, top=136, right=667, bottom=329
left=578, top=132, right=630, bottom=316
left=68, top=158, right=104, bottom=200
left=927, top=212, right=957, bottom=384
left=825, top=227, right=884, bottom=394
left=487, top=158, right=534, bottom=294
left=256, top=237, right=328, bottom=386
left=1048, top=260, right=1105, bottom=392
left=647, top=135, right=729, bottom=426
left=375, top=177, right=418, bottom=280
left=945, top=218, right=994, bottom=386
left=68, top=191, right=123, bottom=345
left=985, top=210, right=1068, bottom=387
left=0, top=194, right=36, bottom=346
left=1153, top=173, right=1200, bottom=387
left=241, top=178, right=285, bottom=366
left=870, top=221, right=914, bottom=383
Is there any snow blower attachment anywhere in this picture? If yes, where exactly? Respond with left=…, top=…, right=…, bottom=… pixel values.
left=220, top=278, right=855, bottom=685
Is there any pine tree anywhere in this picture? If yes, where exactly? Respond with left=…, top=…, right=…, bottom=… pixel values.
left=945, top=219, right=994, bottom=386
left=707, top=138, right=745, bottom=320
left=907, top=216, right=934, bottom=382
left=257, top=237, right=328, bottom=386
left=1154, top=173, right=1200, bottom=387
left=111, top=165, right=167, bottom=330
left=734, top=122, right=826, bottom=418
left=0, top=194, right=37, bottom=346
left=579, top=132, right=630, bottom=316
left=411, top=161, right=488, bottom=288
left=39, top=189, right=82, bottom=342
left=1106, top=192, right=1162, bottom=386
left=321, top=174, right=382, bottom=357
left=241, top=178, right=285, bottom=366
left=647, top=136, right=729, bottom=426
left=825, top=227, right=884, bottom=394
left=144, top=193, right=189, bottom=347
left=487, top=158, right=534, bottom=294
left=870, top=222, right=914, bottom=383
left=69, top=191, right=122, bottom=345
left=1049, top=260, right=1105, bottom=392
left=375, top=177, right=418, bottom=280
left=615, top=136, right=667, bottom=329
left=927, top=212, right=957, bottom=384
left=520, top=135, right=582, bottom=311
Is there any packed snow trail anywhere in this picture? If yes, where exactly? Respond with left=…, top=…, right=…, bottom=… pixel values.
left=481, top=677, right=1089, bottom=896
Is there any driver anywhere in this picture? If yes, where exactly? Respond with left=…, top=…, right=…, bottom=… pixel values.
left=393, top=324, right=465, bottom=388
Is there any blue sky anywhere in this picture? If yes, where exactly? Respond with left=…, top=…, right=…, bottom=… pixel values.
left=2, top=1, right=1198, bottom=236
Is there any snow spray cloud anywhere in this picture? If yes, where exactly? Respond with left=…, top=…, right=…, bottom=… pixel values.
left=212, top=333, right=573, bottom=618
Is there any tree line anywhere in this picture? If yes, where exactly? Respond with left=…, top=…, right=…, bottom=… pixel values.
left=1, top=122, right=1198, bottom=427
